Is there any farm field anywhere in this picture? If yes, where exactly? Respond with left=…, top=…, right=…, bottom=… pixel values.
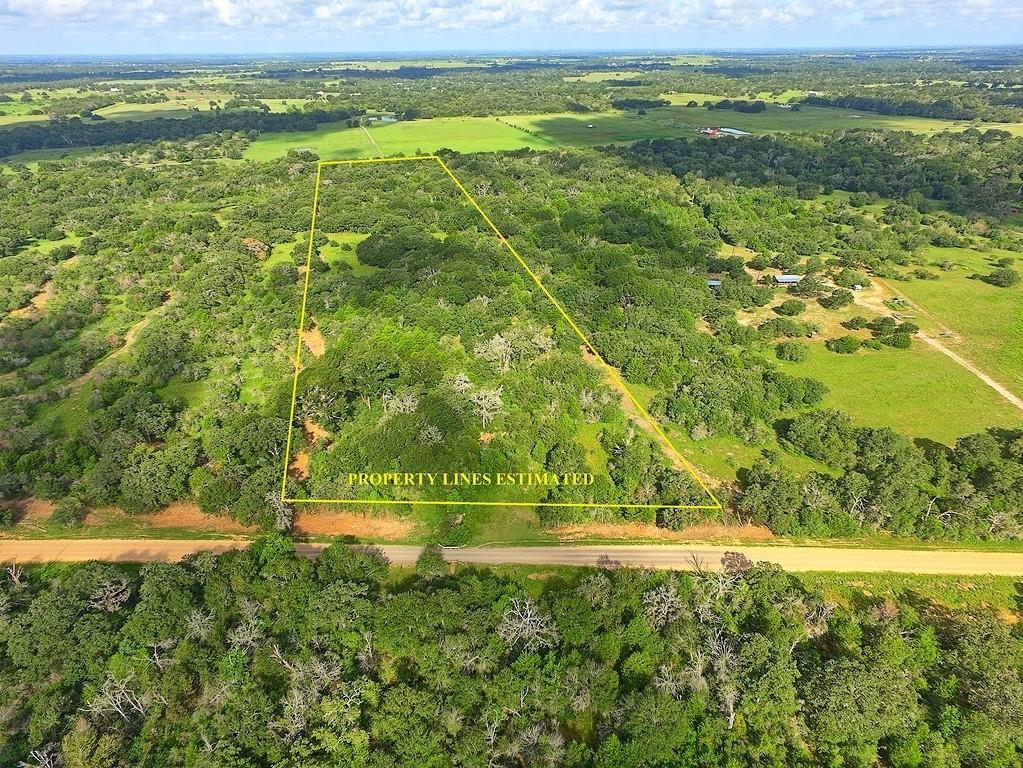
left=892, top=246, right=1023, bottom=400
left=564, top=70, right=649, bottom=82
left=0, top=112, right=47, bottom=128
left=242, top=115, right=553, bottom=160
left=241, top=104, right=1023, bottom=162
left=661, top=89, right=807, bottom=104
left=776, top=341, right=1023, bottom=443
left=503, top=104, right=1023, bottom=141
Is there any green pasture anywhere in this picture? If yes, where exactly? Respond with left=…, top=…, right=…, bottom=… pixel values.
left=243, top=104, right=1023, bottom=163
left=892, top=247, right=1023, bottom=400
left=320, top=233, right=377, bottom=276
left=242, top=115, right=553, bottom=161
left=797, top=571, right=1023, bottom=614
left=776, top=341, right=1023, bottom=445
left=94, top=89, right=236, bottom=121
left=503, top=105, right=1023, bottom=141
left=564, top=70, right=649, bottom=82
left=661, top=91, right=807, bottom=105
left=0, top=112, right=48, bottom=128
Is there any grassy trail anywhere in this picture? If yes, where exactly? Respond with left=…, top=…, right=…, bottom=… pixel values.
left=871, top=278, right=1023, bottom=414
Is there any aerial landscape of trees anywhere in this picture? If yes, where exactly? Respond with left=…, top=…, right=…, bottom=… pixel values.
left=2, top=47, right=1023, bottom=767
left=2, top=116, right=1023, bottom=541
left=1, top=538, right=1021, bottom=767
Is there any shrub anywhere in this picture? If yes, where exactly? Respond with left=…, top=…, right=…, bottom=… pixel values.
left=759, top=317, right=808, bottom=339
left=834, top=268, right=870, bottom=289
left=775, top=299, right=806, bottom=317
left=776, top=340, right=809, bottom=362
left=52, top=497, right=87, bottom=528
left=826, top=335, right=861, bottom=354
left=818, top=288, right=854, bottom=310
left=983, top=268, right=1020, bottom=287
left=881, top=332, right=913, bottom=349
left=843, top=316, right=869, bottom=330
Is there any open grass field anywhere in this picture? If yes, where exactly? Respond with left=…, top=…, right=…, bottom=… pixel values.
left=243, top=104, right=1023, bottom=162
left=797, top=571, right=1023, bottom=615
left=94, top=89, right=236, bottom=121
left=661, top=90, right=808, bottom=105
left=564, top=70, right=649, bottom=82
left=242, top=115, right=554, bottom=161
left=0, top=112, right=48, bottom=128
left=504, top=105, right=1023, bottom=141
left=776, top=341, right=1023, bottom=444
left=892, top=246, right=1023, bottom=400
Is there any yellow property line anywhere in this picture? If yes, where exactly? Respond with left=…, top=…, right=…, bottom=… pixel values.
left=280, top=154, right=722, bottom=511
left=286, top=498, right=721, bottom=510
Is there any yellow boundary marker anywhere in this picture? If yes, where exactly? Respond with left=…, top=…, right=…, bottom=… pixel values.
left=280, top=155, right=722, bottom=511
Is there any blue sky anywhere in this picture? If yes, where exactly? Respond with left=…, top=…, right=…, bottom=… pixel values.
left=0, top=0, right=1020, bottom=56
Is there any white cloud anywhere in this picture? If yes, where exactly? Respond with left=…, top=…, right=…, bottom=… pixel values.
left=0, top=0, right=1019, bottom=46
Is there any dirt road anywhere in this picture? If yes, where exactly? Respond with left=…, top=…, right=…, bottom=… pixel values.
left=863, top=279, right=1023, bottom=414
left=579, top=345, right=718, bottom=491
left=3, top=539, right=1023, bottom=575
left=916, top=332, right=1023, bottom=413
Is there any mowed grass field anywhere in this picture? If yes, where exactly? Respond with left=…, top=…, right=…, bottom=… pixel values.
left=242, top=105, right=1023, bottom=161
left=504, top=105, right=1023, bottom=141
left=0, top=88, right=238, bottom=128
left=661, top=90, right=808, bottom=105
left=94, top=90, right=236, bottom=121
left=776, top=342, right=1023, bottom=444
left=891, top=246, right=1023, bottom=399
left=242, top=116, right=554, bottom=161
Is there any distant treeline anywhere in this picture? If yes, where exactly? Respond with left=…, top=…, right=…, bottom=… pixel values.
left=611, top=97, right=670, bottom=110
left=0, top=108, right=362, bottom=157
left=621, top=131, right=1023, bottom=214
left=801, top=93, right=1016, bottom=122
left=264, top=62, right=564, bottom=80
left=0, top=69, right=186, bottom=84
left=706, top=99, right=768, bottom=113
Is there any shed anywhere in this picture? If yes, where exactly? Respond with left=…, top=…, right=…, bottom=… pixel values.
left=774, top=275, right=803, bottom=285
left=706, top=279, right=723, bottom=288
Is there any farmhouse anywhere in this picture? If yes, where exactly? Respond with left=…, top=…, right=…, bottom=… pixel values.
left=698, top=126, right=752, bottom=138
left=774, top=274, right=803, bottom=285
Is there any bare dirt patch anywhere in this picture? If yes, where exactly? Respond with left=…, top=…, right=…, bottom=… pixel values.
left=293, top=509, right=416, bottom=539
left=290, top=452, right=310, bottom=480
left=303, top=321, right=326, bottom=358
left=305, top=419, right=329, bottom=442
left=143, top=503, right=257, bottom=533
left=3, top=499, right=55, bottom=532
left=85, top=503, right=258, bottom=535
left=554, top=521, right=775, bottom=543
left=8, top=281, right=53, bottom=319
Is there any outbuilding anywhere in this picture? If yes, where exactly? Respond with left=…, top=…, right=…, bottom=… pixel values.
left=774, top=274, right=803, bottom=285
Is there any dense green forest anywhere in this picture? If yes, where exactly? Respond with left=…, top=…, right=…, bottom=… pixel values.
left=1, top=538, right=1021, bottom=767
left=2, top=126, right=1023, bottom=541
left=0, top=109, right=362, bottom=158
left=3, top=48, right=1023, bottom=765
left=1, top=49, right=1023, bottom=545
